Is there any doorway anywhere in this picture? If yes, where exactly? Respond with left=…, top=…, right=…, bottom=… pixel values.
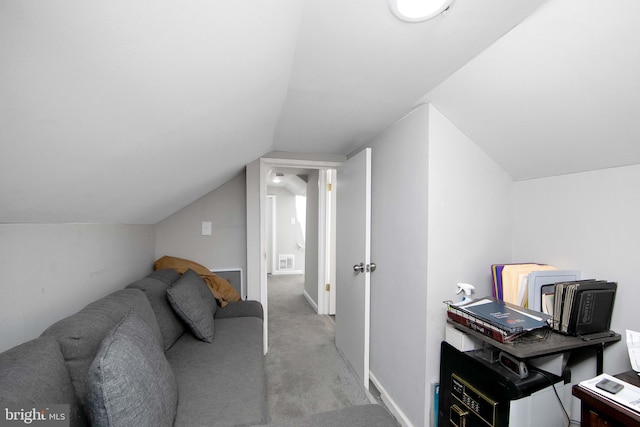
left=246, top=156, right=342, bottom=353
left=266, top=169, right=308, bottom=312
left=266, top=170, right=307, bottom=277
left=265, top=166, right=334, bottom=313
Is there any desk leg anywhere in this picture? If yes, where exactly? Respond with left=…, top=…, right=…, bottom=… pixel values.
left=596, top=343, right=604, bottom=375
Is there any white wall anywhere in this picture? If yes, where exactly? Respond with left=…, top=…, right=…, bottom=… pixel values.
left=0, top=223, right=154, bottom=352
left=155, top=172, right=247, bottom=273
left=375, top=105, right=636, bottom=425
left=369, top=105, right=430, bottom=427
left=246, top=159, right=262, bottom=301
left=513, top=165, right=640, bottom=384
left=425, top=105, right=513, bottom=424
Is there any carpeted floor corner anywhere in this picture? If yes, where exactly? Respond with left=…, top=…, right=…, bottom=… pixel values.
left=265, top=274, right=371, bottom=423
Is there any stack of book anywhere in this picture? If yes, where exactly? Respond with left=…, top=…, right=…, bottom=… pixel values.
left=553, top=280, right=617, bottom=336
left=447, top=297, right=552, bottom=343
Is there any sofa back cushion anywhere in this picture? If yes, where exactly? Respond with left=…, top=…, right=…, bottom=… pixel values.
left=86, top=309, right=177, bottom=427
left=0, top=336, right=86, bottom=426
left=143, top=268, right=181, bottom=287
left=126, top=269, right=185, bottom=350
left=41, top=289, right=162, bottom=411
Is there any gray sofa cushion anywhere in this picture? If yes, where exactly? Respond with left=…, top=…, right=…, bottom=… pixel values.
left=167, top=271, right=215, bottom=343
left=41, top=289, right=162, bottom=409
left=166, top=316, right=266, bottom=427
left=215, top=300, right=264, bottom=320
left=126, top=269, right=185, bottom=351
left=86, top=309, right=177, bottom=427
left=0, top=336, right=86, bottom=427
left=146, top=268, right=181, bottom=286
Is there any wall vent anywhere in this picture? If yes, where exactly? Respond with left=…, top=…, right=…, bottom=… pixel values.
left=278, top=254, right=294, bottom=270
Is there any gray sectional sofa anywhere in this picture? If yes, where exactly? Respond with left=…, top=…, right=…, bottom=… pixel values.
left=0, top=269, right=396, bottom=427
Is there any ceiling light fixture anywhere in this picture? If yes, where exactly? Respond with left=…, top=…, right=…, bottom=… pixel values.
left=388, top=0, right=453, bottom=23
left=272, top=173, right=284, bottom=184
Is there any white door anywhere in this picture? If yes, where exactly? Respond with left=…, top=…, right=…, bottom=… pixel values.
left=335, top=148, right=372, bottom=390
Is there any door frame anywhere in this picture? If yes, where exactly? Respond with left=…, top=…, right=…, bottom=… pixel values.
left=255, top=156, right=343, bottom=352
left=325, top=169, right=337, bottom=315
left=266, top=195, right=276, bottom=275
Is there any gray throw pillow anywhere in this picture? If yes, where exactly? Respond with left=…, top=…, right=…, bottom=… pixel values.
left=41, top=288, right=164, bottom=408
left=167, top=271, right=215, bottom=342
left=86, top=309, right=178, bottom=427
left=183, top=269, right=218, bottom=317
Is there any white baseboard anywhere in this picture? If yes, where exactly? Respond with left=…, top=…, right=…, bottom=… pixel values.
left=303, top=290, right=318, bottom=312
left=369, top=372, right=414, bottom=427
left=272, top=270, right=304, bottom=275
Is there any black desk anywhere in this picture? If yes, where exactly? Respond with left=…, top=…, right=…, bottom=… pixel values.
left=447, top=320, right=621, bottom=375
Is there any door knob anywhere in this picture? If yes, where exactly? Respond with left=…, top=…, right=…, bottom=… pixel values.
left=353, top=263, right=365, bottom=273
left=366, top=263, right=376, bottom=273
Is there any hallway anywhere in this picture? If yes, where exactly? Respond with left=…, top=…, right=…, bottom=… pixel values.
left=265, top=274, right=370, bottom=423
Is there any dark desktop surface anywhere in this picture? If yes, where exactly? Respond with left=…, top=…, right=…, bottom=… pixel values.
left=446, top=320, right=620, bottom=359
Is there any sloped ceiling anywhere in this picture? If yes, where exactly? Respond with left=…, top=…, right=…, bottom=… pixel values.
left=427, top=0, right=640, bottom=180
left=7, top=0, right=637, bottom=224
left=274, top=0, right=546, bottom=154
left=0, top=0, right=305, bottom=223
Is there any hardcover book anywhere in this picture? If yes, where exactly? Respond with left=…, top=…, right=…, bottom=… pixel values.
left=446, top=309, right=515, bottom=343
left=552, top=280, right=617, bottom=336
left=460, top=298, right=551, bottom=333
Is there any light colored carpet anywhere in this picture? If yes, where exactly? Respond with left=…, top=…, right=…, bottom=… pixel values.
left=265, top=274, right=371, bottom=423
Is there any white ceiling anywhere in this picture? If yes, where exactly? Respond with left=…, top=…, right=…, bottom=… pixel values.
left=273, top=0, right=546, bottom=154
left=0, top=0, right=305, bottom=223
left=3, top=0, right=638, bottom=224
left=427, top=0, right=640, bottom=180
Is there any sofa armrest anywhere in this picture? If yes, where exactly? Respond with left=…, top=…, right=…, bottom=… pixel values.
left=214, top=300, right=263, bottom=320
